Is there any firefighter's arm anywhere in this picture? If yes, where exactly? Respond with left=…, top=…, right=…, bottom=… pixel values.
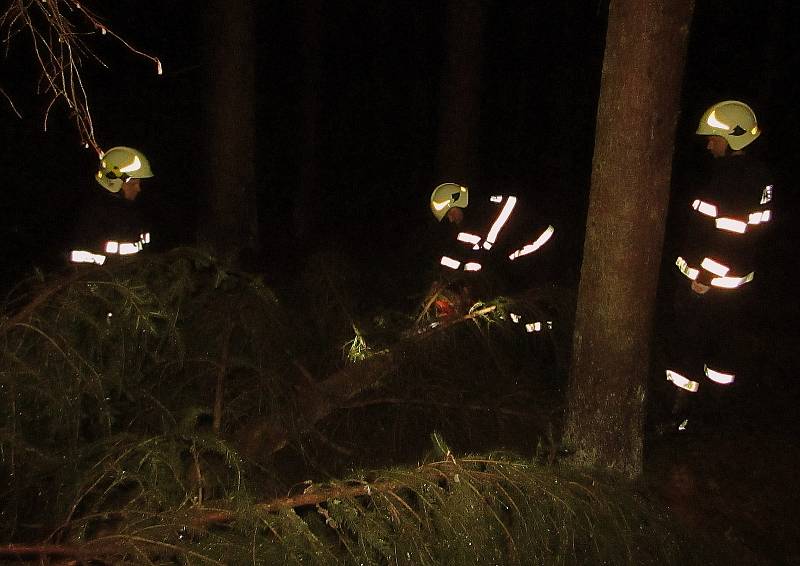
left=507, top=224, right=555, bottom=261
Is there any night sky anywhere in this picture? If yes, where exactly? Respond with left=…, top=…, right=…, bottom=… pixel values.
left=2, top=1, right=799, bottom=303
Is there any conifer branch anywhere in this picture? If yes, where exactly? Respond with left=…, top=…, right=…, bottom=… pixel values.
left=0, top=271, right=82, bottom=337
left=192, top=480, right=401, bottom=528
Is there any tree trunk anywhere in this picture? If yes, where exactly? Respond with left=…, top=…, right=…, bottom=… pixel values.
left=202, top=0, right=258, bottom=264
left=435, top=0, right=484, bottom=185
left=563, top=0, right=694, bottom=479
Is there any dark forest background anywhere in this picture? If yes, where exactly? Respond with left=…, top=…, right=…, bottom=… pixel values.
left=1, top=1, right=798, bottom=300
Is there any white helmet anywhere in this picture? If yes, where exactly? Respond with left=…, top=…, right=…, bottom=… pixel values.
left=430, top=182, right=469, bottom=222
left=696, top=100, right=760, bottom=150
left=95, top=146, right=154, bottom=193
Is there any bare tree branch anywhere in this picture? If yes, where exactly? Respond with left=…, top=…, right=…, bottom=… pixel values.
left=0, top=0, right=161, bottom=154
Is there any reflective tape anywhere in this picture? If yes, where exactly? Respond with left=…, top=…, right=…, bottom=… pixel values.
left=675, top=256, right=699, bottom=280
left=700, top=257, right=730, bottom=277
left=692, top=199, right=718, bottom=217
left=710, top=272, right=754, bottom=288
left=692, top=195, right=772, bottom=233
left=105, top=238, right=146, bottom=255
left=432, top=199, right=449, bottom=212
left=118, top=242, right=141, bottom=255
left=704, top=365, right=735, bottom=385
left=715, top=217, right=747, bottom=233
left=484, top=196, right=517, bottom=249
left=679, top=256, right=753, bottom=288
left=70, top=250, right=107, bottom=265
left=666, top=370, right=699, bottom=393
left=106, top=241, right=142, bottom=255
left=706, top=109, right=730, bottom=130
left=508, top=225, right=555, bottom=260
left=464, top=262, right=482, bottom=272
left=760, top=185, right=773, bottom=205
left=75, top=232, right=150, bottom=265
left=440, top=256, right=461, bottom=270
left=511, top=316, right=552, bottom=332
left=119, top=155, right=143, bottom=173
left=713, top=211, right=770, bottom=233
left=457, top=232, right=481, bottom=246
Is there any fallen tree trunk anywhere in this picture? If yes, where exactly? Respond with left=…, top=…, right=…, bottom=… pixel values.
left=237, top=306, right=496, bottom=459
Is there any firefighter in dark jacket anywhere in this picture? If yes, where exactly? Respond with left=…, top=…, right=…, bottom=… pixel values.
left=70, top=147, right=154, bottom=266
left=428, top=182, right=555, bottom=331
left=666, top=100, right=773, bottom=429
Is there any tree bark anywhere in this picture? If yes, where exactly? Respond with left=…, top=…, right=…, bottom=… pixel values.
left=563, top=0, right=694, bottom=479
left=202, top=0, right=258, bottom=264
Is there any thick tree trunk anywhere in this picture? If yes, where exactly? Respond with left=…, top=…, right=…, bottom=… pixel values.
left=202, top=0, right=258, bottom=264
left=563, top=0, right=694, bottom=479
left=435, top=0, right=484, bottom=185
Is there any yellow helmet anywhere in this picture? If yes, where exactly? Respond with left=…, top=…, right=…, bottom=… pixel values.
left=95, top=146, right=154, bottom=193
left=430, top=182, right=469, bottom=222
left=696, top=100, right=760, bottom=150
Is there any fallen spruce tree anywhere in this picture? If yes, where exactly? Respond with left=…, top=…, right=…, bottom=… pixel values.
left=0, top=248, right=723, bottom=564
left=0, top=436, right=720, bottom=565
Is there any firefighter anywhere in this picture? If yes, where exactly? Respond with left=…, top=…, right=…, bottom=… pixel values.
left=427, top=182, right=555, bottom=331
left=665, top=100, right=774, bottom=431
left=424, top=182, right=473, bottom=317
left=69, top=146, right=155, bottom=266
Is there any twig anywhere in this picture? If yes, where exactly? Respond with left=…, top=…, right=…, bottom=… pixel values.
left=413, top=281, right=448, bottom=326
left=405, top=304, right=497, bottom=341
left=193, top=457, right=509, bottom=527
left=192, top=480, right=400, bottom=528
left=258, top=481, right=398, bottom=512
left=0, top=86, right=22, bottom=117
left=0, top=1, right=162, bottom=153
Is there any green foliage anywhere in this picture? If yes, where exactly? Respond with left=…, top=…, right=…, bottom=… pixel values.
left=44, top=448, right=716, bottom=565
left=0, top=249, right=297, bottom=540
left=0, top=249, right=722, bottom=565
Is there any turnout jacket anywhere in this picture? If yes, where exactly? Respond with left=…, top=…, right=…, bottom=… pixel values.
left=439, top=194, right=554, bottom=282
left=675, top=153, right=773, bottom=290
left=70, top=190, right=151, bottom=265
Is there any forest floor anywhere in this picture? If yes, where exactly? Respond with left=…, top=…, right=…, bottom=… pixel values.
left=645, top=394, right=800, bottom=566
